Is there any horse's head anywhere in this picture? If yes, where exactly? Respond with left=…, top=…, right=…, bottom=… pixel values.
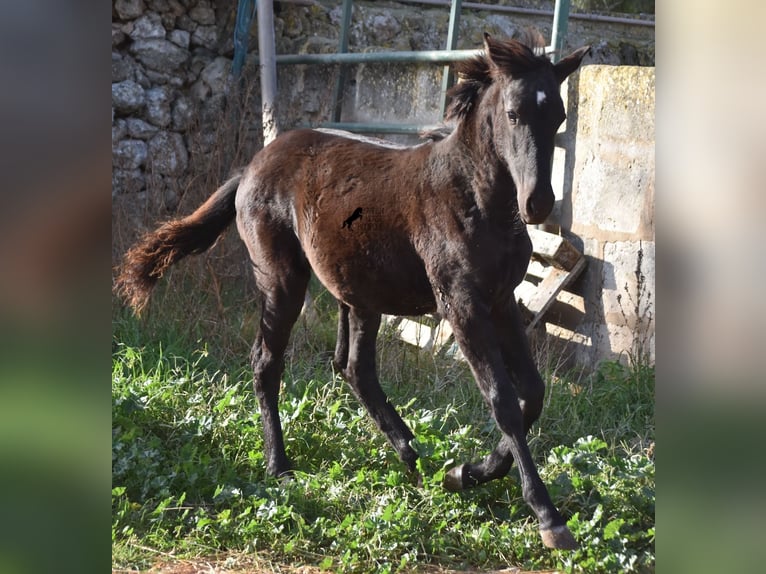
left=450, top=34, right=590, bottom=225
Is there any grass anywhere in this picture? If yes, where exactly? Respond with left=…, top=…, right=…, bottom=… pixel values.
left=112, top=280, right=654, bottom=573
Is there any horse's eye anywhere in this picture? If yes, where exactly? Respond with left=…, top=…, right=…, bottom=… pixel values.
left=507, top=110, right=518, bottom=125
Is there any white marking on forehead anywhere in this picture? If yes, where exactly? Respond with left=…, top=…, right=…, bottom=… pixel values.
left=536, top=90, right=547, bottom=107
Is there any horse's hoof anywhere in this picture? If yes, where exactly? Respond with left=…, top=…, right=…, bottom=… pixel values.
left=443, top=464, right=466, bottom=491
left=276, top=473, right=294, bottom=486
left=540, top=525, right=578, bottom=550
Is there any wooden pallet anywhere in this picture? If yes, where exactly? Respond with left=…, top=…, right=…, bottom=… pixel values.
left=383, top=229, right=586, bottom=356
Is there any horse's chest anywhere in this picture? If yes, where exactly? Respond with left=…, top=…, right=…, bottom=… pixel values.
left=468, top=230, right=532, bottom=293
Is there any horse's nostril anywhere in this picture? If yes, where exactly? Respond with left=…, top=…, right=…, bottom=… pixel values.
left=527, top=197, right=537, bottom=217
left=523, top=190, right=554, bottom=225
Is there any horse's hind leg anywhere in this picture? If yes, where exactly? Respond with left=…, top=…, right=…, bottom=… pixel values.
left=341, top=307, right=419, bottom=475
left=443, top=301, right=544, bottom=490
left=333, top=302, right=350, bottom=372
left=244, top=224, right=310, bottom=478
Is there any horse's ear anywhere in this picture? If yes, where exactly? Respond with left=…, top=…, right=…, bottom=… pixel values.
left=483, top=32, right=493, bottom=49
left=482, top=32, right=496, bottom=68
left=483, top=32, right=516, bottom=76
left=553, top=45, right=591, bottom=83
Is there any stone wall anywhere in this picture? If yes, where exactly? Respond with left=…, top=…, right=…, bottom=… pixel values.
left=549, top=65, right=655, bottom=366
left=112, top=0, right=655, bottom=367
left=112, top=1, right=655, bottom=205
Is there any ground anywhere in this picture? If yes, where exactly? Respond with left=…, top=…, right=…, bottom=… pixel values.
left=113, top=559, right=561, bottom=574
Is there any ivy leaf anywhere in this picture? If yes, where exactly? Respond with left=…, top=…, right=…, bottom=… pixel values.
left=603, top=518, right=625, bottom=540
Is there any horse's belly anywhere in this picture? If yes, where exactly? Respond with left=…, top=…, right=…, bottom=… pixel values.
left=307, top=244, right=437, bottom=316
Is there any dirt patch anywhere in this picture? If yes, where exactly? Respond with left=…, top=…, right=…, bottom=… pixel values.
left=113, top=557, right=561, bottom=574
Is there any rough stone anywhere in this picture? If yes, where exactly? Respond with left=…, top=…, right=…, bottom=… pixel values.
left=128, top=12, right=166, bottom=40
left=191, top=25, right=218, bottom=50
left=112, top=168, right=146, bottom=196
left=147, top=131, right=188, bottom=175
left=113, top=139, right=148, bottom=170
left=112, top=24, right=127, bottom=48
left=171, top=96, right=194, bottom=131
left=112, top=119, right=128, bottom=143
left=175, top=14, right=196, bottom=33
left=146, top=0, right=170, bottom=11
left=144, top=86, right=174, bottom=127
left=190, top=79, right=211, bottom=101
left=112, top=52, right=138, bottom=83
left=144, top=68, right=184, bottom=87
left=114, top=0, right=145, bottom=20
left=367, top=13, right=401, bottom=44
left=130, top=38, right=189, bottom=72
left=189, top=2, right=216, bottom=26
left=168, top=29, right=190, bottom=49
left=200, top=57, right=230, bottom=95
left=112, top=80, right=146, bottom=113
left=127, top=118, right=159, bottom=139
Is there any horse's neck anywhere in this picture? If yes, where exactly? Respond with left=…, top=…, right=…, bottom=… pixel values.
left=437, top=119, right=517, bottom=219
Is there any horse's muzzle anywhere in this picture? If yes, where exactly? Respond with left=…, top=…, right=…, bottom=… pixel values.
left=521, top=187, right=555, bottom=225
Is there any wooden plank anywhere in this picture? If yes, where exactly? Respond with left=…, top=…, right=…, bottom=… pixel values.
left=514, top=279, right=539, bottom=310
left=395, top=318, right=433, bottom=349
left=525, top=259, right=548, bottom=280
left=545, top=323, right=592, bottom=346
left=528, top=228, right=582, bottom=271
left=384, top=230, right=587, bottom=353
left=524, top=255, right=586, bottom=335
left=431, top=318, right=454, bottom=350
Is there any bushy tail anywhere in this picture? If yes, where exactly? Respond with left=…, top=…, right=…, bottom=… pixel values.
left=115, top=170, right=243, bottom=314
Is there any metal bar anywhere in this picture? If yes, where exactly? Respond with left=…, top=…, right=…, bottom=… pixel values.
left=393, top=0, right=655, bottom=27
left=439, top=0, right=462, bottom=117
left=232, top=0, right=256, bottom=78
left=331, top=0, right=354, bottom=122
left=276, top=48, right=482, bottom=65
left=257, top=0, right=279, bottom=144
left=313, top=122, right=444, bottom=135
left=550, top=0, right=570, bottom=63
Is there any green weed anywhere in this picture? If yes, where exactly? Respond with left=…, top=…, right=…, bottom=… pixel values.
left=112, top=301, right=654, bottom=573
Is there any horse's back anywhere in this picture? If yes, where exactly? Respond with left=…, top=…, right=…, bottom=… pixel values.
left=237, top=128, right=439, bottom=315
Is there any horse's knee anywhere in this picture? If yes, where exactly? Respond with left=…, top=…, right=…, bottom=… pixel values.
left=251, top=344, right=284, bottom=395
left=520, top=379, right=545, bottom=429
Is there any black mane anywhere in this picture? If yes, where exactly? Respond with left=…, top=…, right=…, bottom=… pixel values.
left=446, top=30, right=550, bottom=121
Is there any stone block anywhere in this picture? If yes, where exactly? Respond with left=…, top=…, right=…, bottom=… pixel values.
left=127, top=118, right=159, bottom=139
left=189, top=2, right=216, bottom=26
left=570, top=65, right=654, bottom=237
left=130, top=38, right=189, bottom=72
left=171, top=96, right=195, bottom=131
left=113, top=139, right=148, bottom=170
left=128, top=13, right=166, bottom=40
left=114, top=0, right=145, bottom=21
left=147, top=131, right=188, bottom=176
left=601, top=240, right=654, bottom=329
left=573, top=140, right=653, bottom=234
left=144, top=86, right=174, bottom=127
left=168, top=29, right=190, bottom=49
left=112, top=80, right=146, bottom=113
left=200, top=57, right=230, bottom=95
left=191, top=25, right=218, bottom=50
left=112, top=168, right=146, bottom=196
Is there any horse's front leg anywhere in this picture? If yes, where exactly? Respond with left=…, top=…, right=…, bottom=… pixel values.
left=443, top=300, right=546, bottom=489
left=444, top=301, right=577, bottom=550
